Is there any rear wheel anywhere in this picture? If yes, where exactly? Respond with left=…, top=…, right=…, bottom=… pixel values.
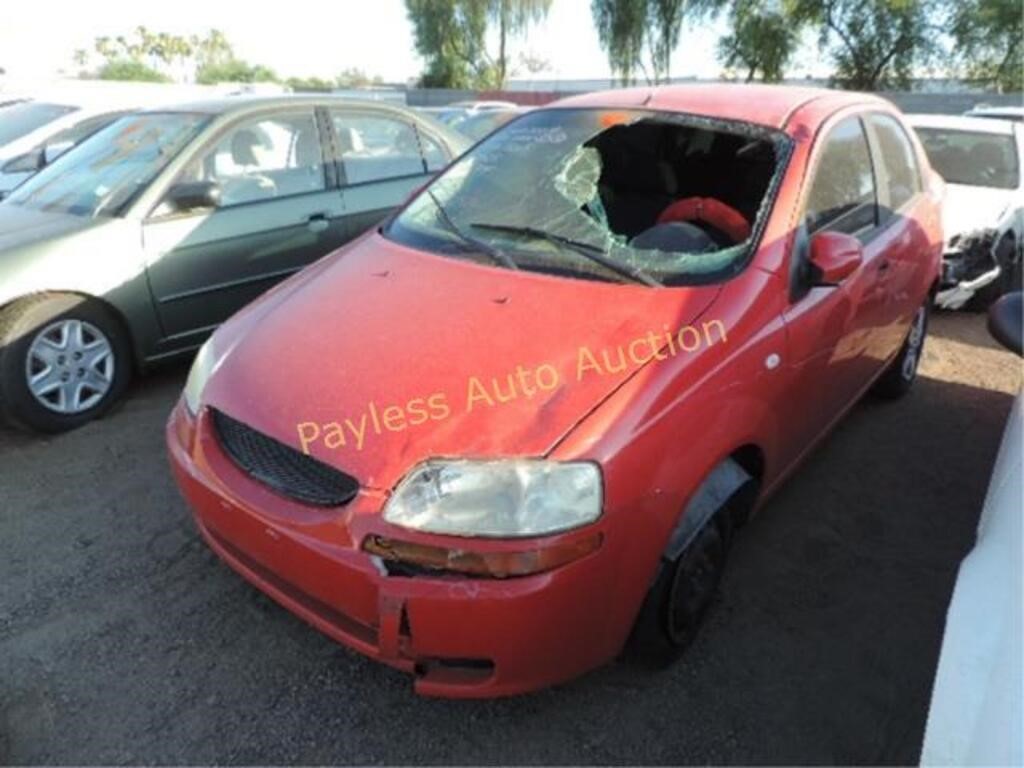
left=0, top=294, right=132, bottom=433
left=872, top=301, right=928, bottom=400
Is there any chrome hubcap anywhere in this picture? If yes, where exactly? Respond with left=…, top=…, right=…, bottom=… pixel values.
left=25, top=319, right=115, bottom=414
left=901, top=307, right=926, bottom=381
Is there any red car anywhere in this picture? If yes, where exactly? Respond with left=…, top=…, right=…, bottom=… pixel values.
left=167, top=85, right=943, bottom=697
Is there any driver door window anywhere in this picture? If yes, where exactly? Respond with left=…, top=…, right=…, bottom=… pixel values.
left=181, top=112, right=326, bottom=207
left=805, top=117, right=878, bottom=239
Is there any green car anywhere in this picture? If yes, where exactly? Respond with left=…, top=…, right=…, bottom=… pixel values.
left=0, top=96, right=468, bottom=433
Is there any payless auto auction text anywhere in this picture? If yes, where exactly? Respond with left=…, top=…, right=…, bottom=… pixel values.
left=295, top=319, right=728, bottom=455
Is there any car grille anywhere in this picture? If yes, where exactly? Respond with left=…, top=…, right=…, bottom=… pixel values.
left=211, top=409, right=359, bottom=507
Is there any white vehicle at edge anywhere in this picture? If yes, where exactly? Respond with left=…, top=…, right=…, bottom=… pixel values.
left=908, top=114, right=1024, bottom=309
left=921, top=292, right=1023, bottom=766
left=965, top=105, right=1024, bottom=123
left=0, top=101, right=132, bottom=198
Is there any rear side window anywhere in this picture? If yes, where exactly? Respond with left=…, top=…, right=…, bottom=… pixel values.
left=805, top=116, right=877, bottom=237
left=330, top=112, right=427, bottom=185
left=869, top=114, right=921, bottom=212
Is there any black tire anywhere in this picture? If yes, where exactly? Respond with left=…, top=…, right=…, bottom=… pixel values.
left=0, top=294, right=132, bottom=433
left=872, top=301, right=929, bottom=400
left=625, top=485, right=750, bottom=667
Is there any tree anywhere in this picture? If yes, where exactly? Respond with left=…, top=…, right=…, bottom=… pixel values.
left=197, top=59, right=277, bottom=84
left=591, top=0, right=719, bottom=85
left=405, top=0, right=490, bottom=87
left=950, top=0, right=1022, bottom=92
left=718, top=0, right=801, bottom=81
left=792, top=0, right=937, bottom=90
left=591, top=0, right=649, bottom=84
left=285, top=76, right=335, bottom=92
left=489, top=0, right=553, bottom=85
left=335, top=67, right=385, bottom=88
left=517, top=51, right=552, bottom=76
left=97, top=59, right=170, bottom=83
left=191, top=29, right=234, bottom=71
left=405, top=0, right=552, bottom=88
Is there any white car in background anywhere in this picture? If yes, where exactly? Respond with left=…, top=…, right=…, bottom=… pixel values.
left=447, top=99, right=518, bottom=113
left=965, top=105, right=1024, bottom=123
left=921, top=291, right=1022, bottom=766
left=0, top=101, right=132, bottom=198
left=909, top=114, right=1023, bottom=309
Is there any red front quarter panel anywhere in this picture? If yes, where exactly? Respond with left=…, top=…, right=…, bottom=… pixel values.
left=551, top=265, right=794, bottom=650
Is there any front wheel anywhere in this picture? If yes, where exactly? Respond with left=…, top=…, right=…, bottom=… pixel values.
left=625, top=495, right=739, bottom=667
left=0, top=294, right=132, bottom=433
left=872, top=301, right=928, bottom=400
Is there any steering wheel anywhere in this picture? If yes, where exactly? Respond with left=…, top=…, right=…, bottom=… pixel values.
left=657, top=197, right=751, bottom=244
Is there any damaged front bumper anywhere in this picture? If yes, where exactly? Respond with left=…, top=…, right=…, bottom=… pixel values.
left=935, top=229, right=1004, bottom=310
left=166, top=401, right=619, bottom=698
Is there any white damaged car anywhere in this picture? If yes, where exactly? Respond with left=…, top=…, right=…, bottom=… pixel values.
left=909, top=114, right=1023, bottom=309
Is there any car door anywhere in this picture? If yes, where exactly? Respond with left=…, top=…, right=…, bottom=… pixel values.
left=142, top=108, right=345, bottom=340
left=781, top=114, right=891, bottom=447
left=326, top=109, right=444, bottom=237
left=863, top=113, right=929, bottom=362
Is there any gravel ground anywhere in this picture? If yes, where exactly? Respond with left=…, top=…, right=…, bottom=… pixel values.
left=0, top=310, right=1019, bottom=766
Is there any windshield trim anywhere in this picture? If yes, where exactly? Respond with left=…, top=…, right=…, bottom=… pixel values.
left=383, top=106, right=795, bottom=288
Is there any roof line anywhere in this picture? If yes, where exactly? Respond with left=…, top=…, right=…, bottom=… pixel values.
left=778, top=93, right=830, bottom=129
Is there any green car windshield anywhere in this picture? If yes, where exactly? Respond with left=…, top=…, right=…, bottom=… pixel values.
left=385, top=107, right=786, bottom=286
left=6, top=112, right=209, bottom=218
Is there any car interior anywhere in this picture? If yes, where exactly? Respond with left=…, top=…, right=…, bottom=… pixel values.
left=585, top=119, right=778, bottom=253
left=184, top=116, right=326, bottom=206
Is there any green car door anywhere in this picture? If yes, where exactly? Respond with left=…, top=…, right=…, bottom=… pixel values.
left=142, top=108, right=349, bottom=342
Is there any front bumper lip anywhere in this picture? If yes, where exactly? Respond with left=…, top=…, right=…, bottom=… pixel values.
left=166, top=400, right=616, bottom=698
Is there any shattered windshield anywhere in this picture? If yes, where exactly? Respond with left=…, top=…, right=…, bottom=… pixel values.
left=385, top=108, right=788, bottom=286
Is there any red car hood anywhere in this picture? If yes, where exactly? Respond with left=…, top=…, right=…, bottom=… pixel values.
left=205, top=233, right=720, bottom=490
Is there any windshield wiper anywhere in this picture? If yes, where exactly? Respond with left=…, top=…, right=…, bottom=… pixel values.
left=469, top=222, right=660, bottom=287
left=426, top=191, right=518, bottom=271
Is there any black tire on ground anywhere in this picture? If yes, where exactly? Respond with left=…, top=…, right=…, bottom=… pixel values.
left=0, top=294, right=132, bottom=433
left=625, top=481, right=755, bottom=668
left=872, top=300, right=929, bottom=400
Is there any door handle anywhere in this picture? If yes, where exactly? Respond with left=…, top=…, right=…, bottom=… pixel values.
left=877, top=259, right=891, bottom=273
left=306, top=212, right=329, bottom=233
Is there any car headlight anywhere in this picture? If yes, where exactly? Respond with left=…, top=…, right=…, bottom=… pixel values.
left=384, top=459, right=602, bottom=537
left=183, top=339, right=218, bottom=416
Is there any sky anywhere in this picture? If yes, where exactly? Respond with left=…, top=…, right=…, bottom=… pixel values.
left=0, top=0, right=791, bottom=85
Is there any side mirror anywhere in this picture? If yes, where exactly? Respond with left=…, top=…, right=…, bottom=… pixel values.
left=987, top=291, right=1022, bottom=356
left=809, top=231, right=863, bottom=285
left=1, top=148, right=44, bottom=174
left=167, top=181, right=221, bottom=212
left=42, top=140, right=74, bottom=166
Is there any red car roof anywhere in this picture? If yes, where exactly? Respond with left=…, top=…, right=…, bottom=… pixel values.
left=552, top=84, right=891, bottom=130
